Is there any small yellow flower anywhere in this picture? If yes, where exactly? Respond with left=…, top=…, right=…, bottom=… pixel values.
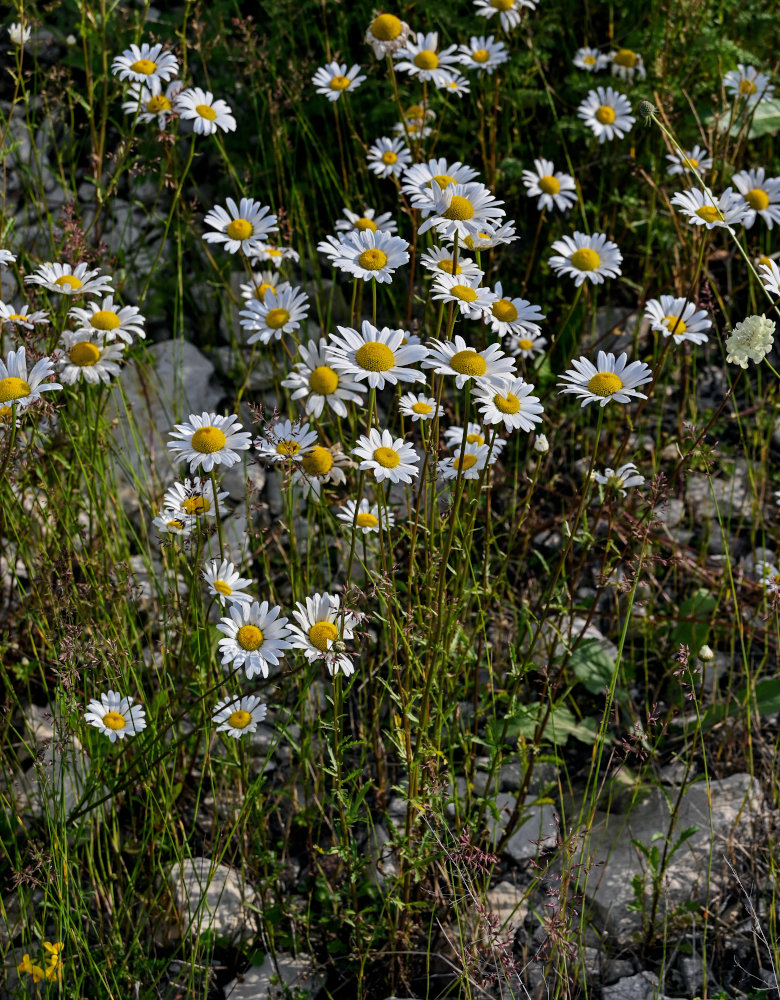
left=43, top=940, right=64, bottom=981
left=17, top=953, right=45, bottom=982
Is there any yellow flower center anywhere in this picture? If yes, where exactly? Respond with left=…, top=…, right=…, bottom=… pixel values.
left=492, top=0, right=515, bottom=9
left=6, top=313, right=26, bottom=322
left=492, top=298, right=518, bottom=322
left=130, top=58, right=157, bottom=74
left=358, top=248, right=389, bottom=271
left=191, top=426, right=227, bottom=454
left=412, top=401, right=432, bottom=414
left=538, top=175, right=561, bottom=195
left=183, top=496, right=210, bottom=515
left=167, top=518, right=185, bottom=530
left=228, top=709, right=252, bottom=728
left=354, top=217, right=377, bottom=232
left=584, top=55, right=596, bottom=66
left=494, top=392, right=521, bottom=414
left=276, top=439, right=301, bottom=457
left=662, top=315, right=687, bottom=335
left=472, top=49, right=490, bottom=63
left=758, top=255, right=772, bottom=268
left=90, top=309, right=120, bottom=330
left=454, top=454, right=478, bottom=470
left=587, top=372, right=624, bottom=396
left=381, top=150, right=398, bottom=165
left=436, top=258, right=461, bottom=275
left=463, top=232, right=493, bottom=250
left=414, top=50, right=439, bottom=70
left=443, top=195, right=475, bottom=220
left=614, top=48, right=637, bottom=68
left=265, top=307, right=290, bottom=329
left=309, top=365, right=339, bottom=394
left=371, top=13, right=402, bottom=41
left=467, top=432, right=485, bottom=445
left=214, top=580, right=232, bottom=596
left=329, top=75, right=351, bottom=91
left=355, top=342, right=395, bottom=371
left=450, top=284, right=478, bottom=302
left=195, top=103, right=218, bottom=121
left=0, top=404, right=12, bottom=422
left=373, top=446, right=400, bottom=468
left=309, top=620, right=338, bottom=651
left=0, top=376, right=31, bottom=402
left=595, top=105, right=616, bottom=125
left=237, top=624, right=264, bottom=650
left=265, top=248, right=282, bottom=257
left=147, top=94, right=171, bottom=113
left=54, top=274, right=83, bottom=290
left=102, top=711, right=126, bottom=731
left=254, top=282, right=275, bottom=301
left=427, top=174, right=455, bottom=190
left=570, top=248, right=601, bottom=271
left=301, top=446, right=333, bottom=476
left=683, top=157, right=699, bottom=169
left=696, top=205, right=722, bottom=223
left=356, top=511, right=379, bottom=528
left=226, top=218, right=254, bottom=241
left=406, top=103, right=425, bottom=118
left=449, top=349, right=487, bottom=376
left=517, top=338, right=534, bottom=351
left=69, top=342, right=101, bottom=366
left=740, top=79, right=757, bottom=96
left=746, top=188, right=770, bottom=211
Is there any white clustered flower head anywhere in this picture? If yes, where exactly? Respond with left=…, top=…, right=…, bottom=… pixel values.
left=202, top=198, right=278, bottom=255
left=419, top=247, right=484, bottom=281
left=430, top=272, right=496, bottom=319
left=487, top=281, right=545, bottom=338
left=365, top=13, right=411, bottom=58
left=163, top=477, right=227, bottom=519
left=25, top=262, right=113, bottom=297
left=415, top=180, right=505, bottom=240
left=725, top=315, right=775, bottom=369
left=666, top=145, right=713, bottom=177
left=288, top=592, right=359, bottom=676
left=335, top=207, right=398, bottom=235
left=353, top=428, right=420, bottom=484
left=68, top=296, right=146, bottom=344
left=167, top=412, right=252, bottom=473
left=608, top=48, right=646, bottom=82
left=731, top=168, right=780, bottom=230
left=84, top=690, right=147, bottom=742
left=593, top=462, right=645, bottom=496
left=392, top=31, right=460, bottom=85
left=337, top=498, right=394, bottom=535
left=8, top=22, right=31, bottom=45
left=112, top=42, right=179, bottom=84
left=217, top=600, right=293, bottom=679
left=312, top=61, right=366, bottom=101
left=471, top=377, right=544, bottom=433
left=644, top=295, right=711, bottom=345
left=0, top=303, right=49, bottom=330
left=724, top=64, right=775, bottom=107
left=474, top=0, right=536, bottom=32
left=203, top=559, right=254, bottom=607
left=175, top=87, right=236, bottom=134
left=670, top=186, right=747, bottom=232
left=423, top=335, right=516, bottom=389
left=367, top=136, right=412, bottom=178
left=578, top=86, right=635, bottom=142
left=55, top=331, right=125, bottom=385
left=557, top=351, right=653, bottom=408
left=239, top=286, right=310, bottom=344
left=522, top=159, right=577, bottom=213
left=458, top=35, right=509, bottom=75
left=122, top=79, right=183, bottom=128
left=212, top=695, right=267, bottom=739
left=399, top=392, right=443, bottom=422
left=758, top=258, right=780, bottom=298
left=326, top=321, right=427, bottom=390
left=0, top=346, right=62, bottom=411
left=282, top=338, right=365, bottom=418
left=573, top=47, right=604, bottom=72
left=548, top=232, right=622, bottom=286
left=256, top=418, right=318, bottom=463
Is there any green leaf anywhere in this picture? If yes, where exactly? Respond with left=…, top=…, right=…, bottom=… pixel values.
left=569, top=638, right=615, bottom=694
left=670, top=588, right=716, bottom=653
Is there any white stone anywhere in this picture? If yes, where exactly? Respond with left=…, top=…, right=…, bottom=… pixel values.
left=224, top=952, right=324, bottom=1000
left=167, top=857, right=260, bottom=943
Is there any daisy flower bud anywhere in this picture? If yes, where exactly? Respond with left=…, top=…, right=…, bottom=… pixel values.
left=698, top=645, right=714, bottom=662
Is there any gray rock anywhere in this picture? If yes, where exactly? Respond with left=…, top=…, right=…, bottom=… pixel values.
left=685, top=461, right=751, bottom=520
left=502, top=803, right=558, bottom=861
left=484, top=880, right=528, bottom=933
left=167, top=857, right=260, bottom=943
left=655, top=498, right=685, bottom=530
left=602, top=971, right=686, bottom=1000
left=224, top=952, right=324, bottom=1000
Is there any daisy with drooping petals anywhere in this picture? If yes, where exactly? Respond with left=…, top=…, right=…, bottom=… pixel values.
left=152, top=509, right=195, bottom=537
left=367, top=136, right=412, bottom=178
left=459, top=220, right=519, bottom=250
left=644, top=296, right=711, bottom=345
left=365, top=13, right=411, bottom=58
left=335, top=207, right=398, bottom=235
left=417, top=180, right=505, bottom=241
left=573, top=47, right=604, bottom=72
left=249, top=244, right=300, bottom=268
left=522, top=159, right=577, bottom=213
left=217, top=600, right=293, bottom=680
left=458, top=35, right=509, bottom=74
left=593, top=462, right=645, bottom=496
left=25, top=262, right=113, bottom=297
left=431, top=273, right=496, bottom=319
left=506, top=331, right=547, bottom=359
left=239, top=270, right=290, bottom=305
left=111, top=42, right=179, bottom=84
left=607, top=48, right=646, bottom=82
left=282, top=338, right=365, bottom=418
left=401, top=158, right=480, bottom=203
left=578, top=86, right=635, bottom=142
left=175, top=87, right=236, bottom=134
left=731, top=168, right=780, bottom=230
left=394, top=102, right=436, bottom=140
left=312, top=61, right=366, bottom=101
left=84, top=690, right=147, bottom=742
left=329, top=229, right=410, bottom=283
left=472, top=377, right=544, bottom=433
left=393, top=31, right=460, bottom=84
left=203, top=559, right=253, bottom=607
left=292, top=445, right=350, bottom=500
left=68, top=296, right=146, bottom=344
left=212, top=695, right=267, bottom=739
left=256, top=418, right=318, bottom=463
left=557, top=351, right=653, bottom=408
left=438, top=443, right=493, bottom=481
left=326, top=321, right=427, bottom=389
left=353, top=428, right=420, bottom=484
left=337, top=498, right=395, bottom=534
left=487, top=281, right=545, bottom=338
left=670, top=187, right=747, bottom=232
left=759, top=259, right=780, bottom=298
left=202, top=198, right=278, bottom=255
left=0, top=346, right=61, bottom=411
left=122, top=79, right=183, bottom=128
left=666, top=145, right=713, bottom=177
left=724, top=64, right=775, bottom=107
left=437, top=70, right=472, bottom=96
left=0, top=249, right=16, bottom=267
left=419, top=247, right=484, bottom=281
left=423, top=335, right=516, bottom=389
left=288, top=592, right=358, bottom=677
left=239, top=286, right=310, bottom=344
left=55, top=331, right=125, bottom=385
left=167, top=412, right=252, bottom=473
left=0, top=303, right=49, bottom=330
left=548, top=232, right=622, bottom=286
left=474, top=0, right=535, bottom=32
left=443, top=422, right=506, bottom=453
left=163, top=478, right=227, bottom=519
left=399, top=392, right=443, bottom=422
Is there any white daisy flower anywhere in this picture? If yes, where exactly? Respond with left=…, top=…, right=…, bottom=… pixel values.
left=393, top=104, right=435, bottom=140
left=725, top=315, right=775, bottom=369
left=202, top=198, right=278, bottom=255
left=724, top=64, right=775, bottom=106
left=335, top=207, right=398, bottom=235
left=459, top=220, right=519, bottom=250
left=291, top=445, right=350, bottom=499
left=248, top=244, right=299, bottom=269
left=731, top=168, right=780, bottom=230
left=557, top=351, right=653, bottom=408
left=666, top=145, right=713, bottom=177
left=0, top=303, right=49, bottom=330
left=337, top=498, right=394, bottom=534
left=152, top=509, right=195, bottom=536
left=458, top=35, right=509, bottom=74
left=239, top=270, right=290, bottom=305
left=474, top=0, right=535, bottom=32
left=548, top=232, right=622, bottom=286
left=506, top=331, right=547, bottom=359
left=644, top=295, right=711, bottom=345
left=239, top=285, right=310, bottom=344
left=472, top=377, right=544, bottom=432
left=670, top=186, right=747, bottom=232
left=8, top=22, right=31, bottom=46
left=282, top=338, right=365, bottom=418
left=365, top=13, right=411, bottom=59
left=55, top=331, right=125, bottom=385
left=367, top=136, right=412, bottom=178
left=419, top=247, right=484, bottom=281
left=163, top=477, right=227, bottom=519
left=437, top=70, right=472, bottom=96
left=327, top=229, right=410, bottom=283
left=68, top=296, right=146, bottom=344
left=401, top=158, right=480, bottom=202
left=312, top=61, right=366, bottom=101
left=759, top=563, right=780, bottom=596
left=392, top=31, right=460, bottom=84
left=353, top=428, right=420, bottom=484
left=168, top=412, right=252, bottom=473
left=326, top=321, right=427, bottom=389
left=0, top=249, right=17, bottom=267
left=423, top=335, right=516, bottom=389
left=487, top=281, right=545, bottom=337
left=0, top=346, right=61, bottom=411
left=438, top=443, right=493, bottom=481
left=417, top=180, right=505, bottom=241
left=593, top=462, right=645, bottom=496
left=443, top=422, right=506, bottom=452
left=175, top=87, right=236, bottom=135
left=608, top=48, right=646, bottom=82
left=122, top=78, right=182, bottom=128
left=111, top=42, right=179, bottom=84
left=24, top=262, right=113, bottom=297
left=84, top=690, right=147, bottom=742
left=256, top=418, right=318, bottom=463
left=288, top=592, right=358, bottom=677
left=203, top=559, right=253, bottom=607
left=212, top=695, right=267, bottom=739
left=217, top=600, right=293, bottom=680
left=758, top=259, right=780, bottom=298
left=578, top=86, right=635, bottom=142
left=573, top=47, right=604, bottom=72
left=431, top=272, right=496, bottom=319
left=399, top=392, right=443, bottom=422
left=522, top=158, right=577, bottom=213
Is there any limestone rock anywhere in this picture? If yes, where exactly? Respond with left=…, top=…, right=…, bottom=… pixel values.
left=167, top=857, right=260, bottom=943
left=224, top=952, right=324, bottom=1000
